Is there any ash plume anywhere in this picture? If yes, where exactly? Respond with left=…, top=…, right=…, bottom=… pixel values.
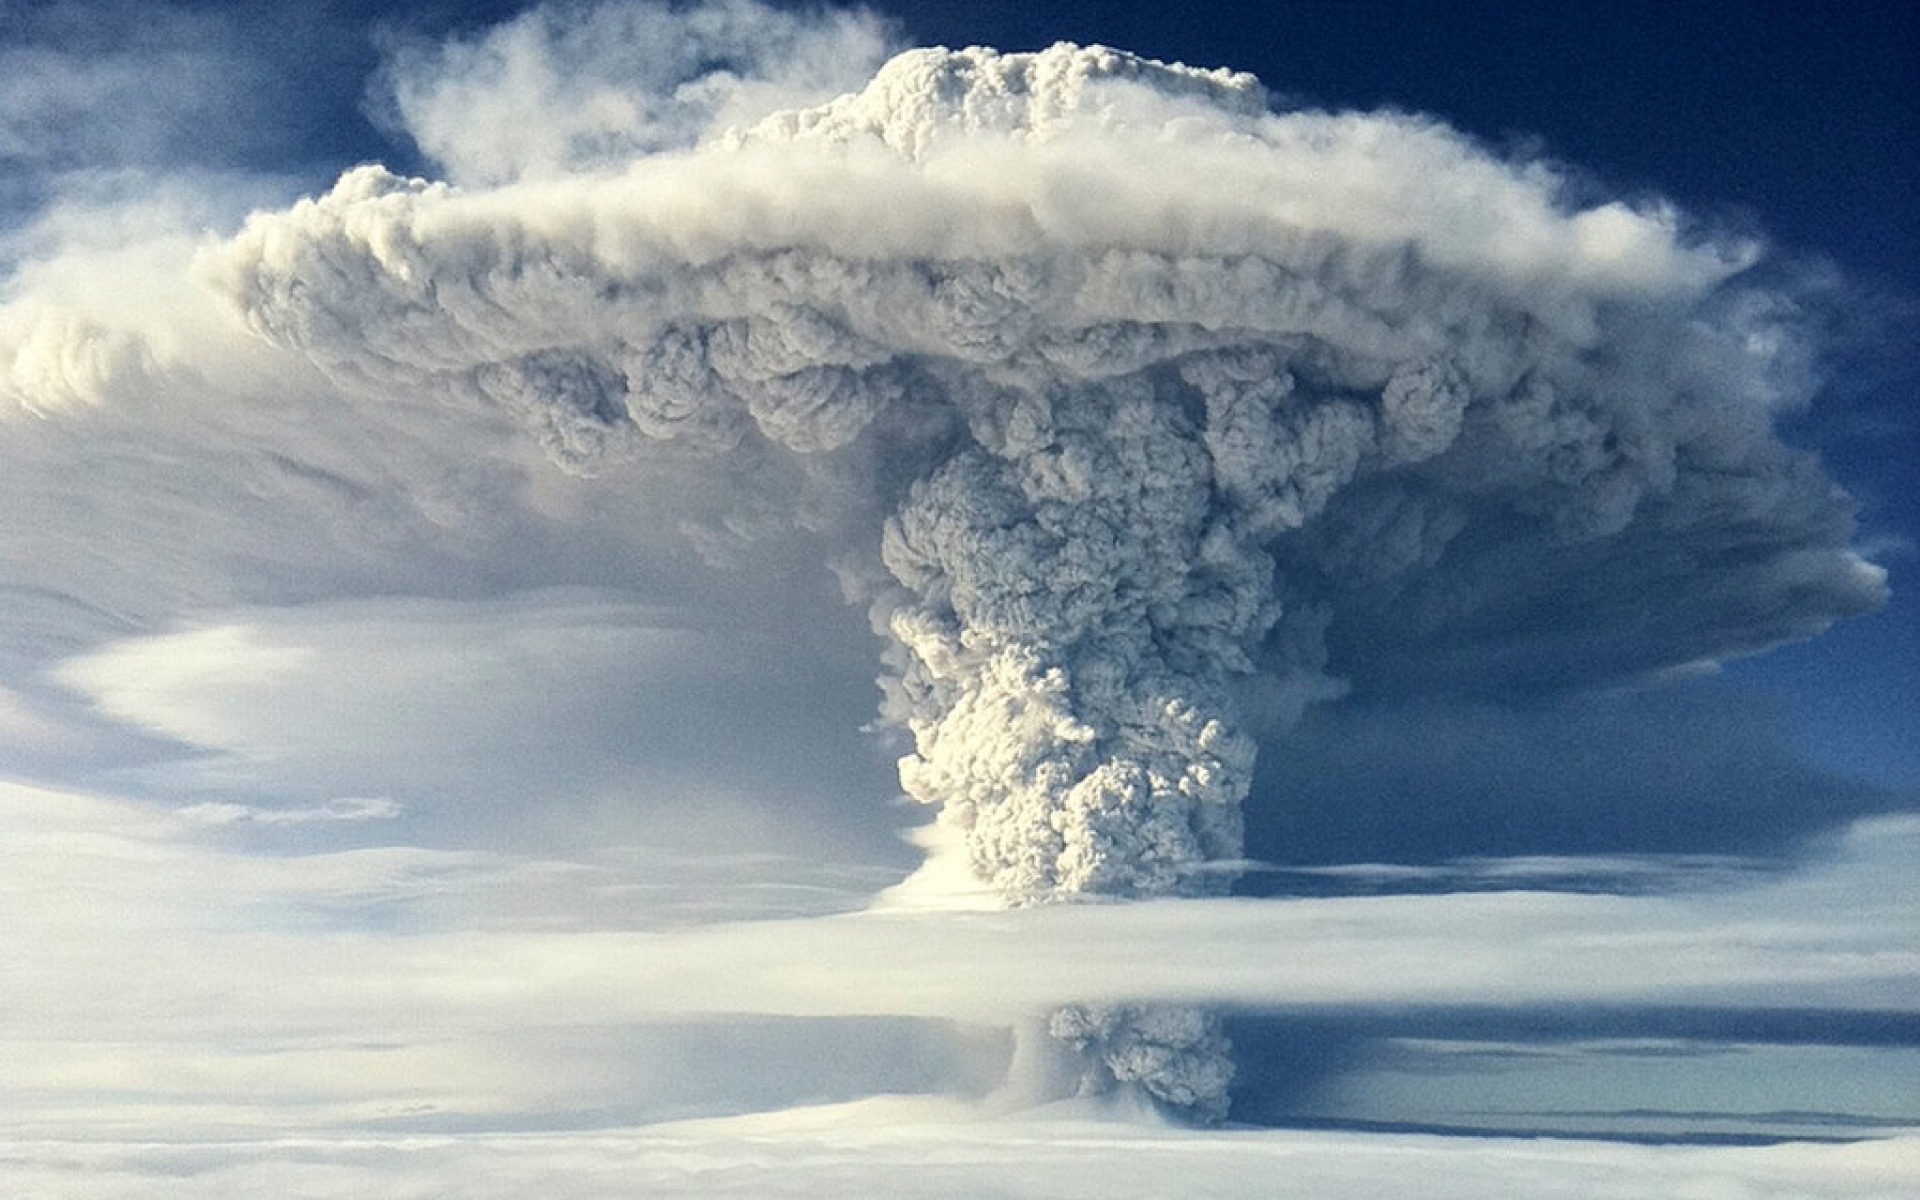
left=202, top=31, right=1885, bottom=1119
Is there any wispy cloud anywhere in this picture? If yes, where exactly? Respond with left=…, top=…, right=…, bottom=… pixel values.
left=177, top=796, right=402, bottom=826
left=373, top=0, right=897, bottom=184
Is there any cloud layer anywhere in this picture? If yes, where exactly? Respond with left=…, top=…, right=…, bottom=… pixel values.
left=0, top=0, right=1907, bottom=1164
left=5, top=773, right=1915, bottom=1193
left=8, top=1115, right=1917, bottom=1200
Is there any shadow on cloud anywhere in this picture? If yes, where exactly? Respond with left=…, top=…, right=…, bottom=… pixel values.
left=1242, top=683, right=1907, bottom=873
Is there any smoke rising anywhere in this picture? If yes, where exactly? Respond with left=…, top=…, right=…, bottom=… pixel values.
left=374, top=0, right=896, bottom=186
left=203, top=32, right=1885, bottom=1117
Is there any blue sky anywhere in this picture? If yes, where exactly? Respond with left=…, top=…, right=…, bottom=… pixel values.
left=2, top=1, right=1916, bottom=1195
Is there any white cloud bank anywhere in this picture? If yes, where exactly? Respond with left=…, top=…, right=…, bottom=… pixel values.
left=6, top=1111, right=1917, bottom=1200
left=4, top=774, right=1916, bottom=1194
left=6, top=774, right=1913, bottom=1050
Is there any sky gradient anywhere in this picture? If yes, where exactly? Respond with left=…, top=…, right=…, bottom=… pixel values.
left=2, top=1, right=1915, bottom=1195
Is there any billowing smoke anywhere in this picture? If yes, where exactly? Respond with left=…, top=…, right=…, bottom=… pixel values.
left=202, top=34, right=1884, bottom=1118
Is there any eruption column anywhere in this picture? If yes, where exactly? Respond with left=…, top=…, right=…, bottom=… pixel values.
left=207, top=38, right=1885, bottom=1120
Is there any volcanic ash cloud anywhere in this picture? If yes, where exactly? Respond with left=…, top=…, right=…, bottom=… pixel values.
left=204, top=40, right=1884, bottom=1117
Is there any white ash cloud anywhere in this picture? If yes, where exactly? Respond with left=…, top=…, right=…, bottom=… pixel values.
left=201, top=31, right=1886, bottom=1116
left=210, top=37, right=1881, bottom=894
left=1047, top=1003, right=1237, bottom=1123
left=374, top=0, right=897, bottom=185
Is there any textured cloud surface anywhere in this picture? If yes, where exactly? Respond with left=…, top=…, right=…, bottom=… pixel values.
left=212, top=41, right=1882, bottom=909
left=1, top=0, right=1906, bottom=1161
left=195, top=38, right=1888, bottom=1115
